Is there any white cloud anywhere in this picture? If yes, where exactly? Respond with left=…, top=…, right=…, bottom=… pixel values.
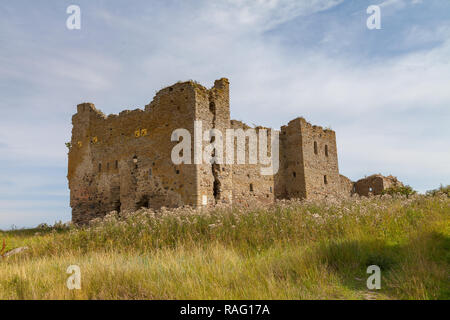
left=379, top=0, right=405, bottom=8
left=96, top=0, right=344, bottom=34
left=204, top=0, right=344, bottom=31
left=402, top=23, right=450, bottom=48
left=0, top=0, right=449, bottom=228
left=4, top=0, right=448, bottom=183
left=379, top=0, right=422, bottom=9
left=0, top=50, right=121, bottom=92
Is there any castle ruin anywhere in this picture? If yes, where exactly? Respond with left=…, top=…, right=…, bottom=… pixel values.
left=67, top=78, right=393, bottom=224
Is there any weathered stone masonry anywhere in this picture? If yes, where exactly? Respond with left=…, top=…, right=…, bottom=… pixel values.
left=68, top=78, right=395, bottom=224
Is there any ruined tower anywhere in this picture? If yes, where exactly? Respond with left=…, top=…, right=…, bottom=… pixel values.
left=276, top=118, right=341, bottom=200
left=68, top=78, right=350, bottom=224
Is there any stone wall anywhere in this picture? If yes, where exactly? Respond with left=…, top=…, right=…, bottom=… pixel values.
left=339, top=174, right=355, bottom=197
left=194, top=78, right=234, bottom=207
left=68, top=78, right=360, bottom=224
left=69, top=81, right=200, bottom=224
left=354, top=174, right=403, bottom=196
left=230, top=120, right=276, bottom=206
left=299, top=118, right=342, bottom=199
left=276, top=118, right=345, bottom=200
left=277, top=118, right=306, bottom=199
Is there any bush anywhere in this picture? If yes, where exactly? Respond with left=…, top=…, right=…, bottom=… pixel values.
left=36, top=223, right=51, bottom=231
left=382, top=185, right=416, bottom=197
left=426, top=185, right=450, bottom=198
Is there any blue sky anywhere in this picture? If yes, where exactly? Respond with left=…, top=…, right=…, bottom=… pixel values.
left=0, top=0, right=449, bottom=229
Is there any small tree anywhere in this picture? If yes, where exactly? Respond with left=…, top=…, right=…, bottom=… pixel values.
left=382, top=185, right=416, bottom=198
left=426, top=184, right=450, bottom=197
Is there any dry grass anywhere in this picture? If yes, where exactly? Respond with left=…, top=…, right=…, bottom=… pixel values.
left=0, top=194, right=449, bottom=300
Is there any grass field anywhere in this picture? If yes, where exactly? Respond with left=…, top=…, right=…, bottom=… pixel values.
left=0, top=194, right=448, bottom=300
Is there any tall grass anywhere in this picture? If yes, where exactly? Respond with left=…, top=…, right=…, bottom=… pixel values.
left=0, top=194, right=449, bottom=299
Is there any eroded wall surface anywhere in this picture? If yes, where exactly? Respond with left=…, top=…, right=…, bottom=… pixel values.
left=299, top=119, right=343, bottom=198
left=69, top=82, right=200, bottom=224
left=68, top=78, right=355, bottom=224
left=354, top=174, right=403, bottom=196
left=230, top=120, right=276, bottom=206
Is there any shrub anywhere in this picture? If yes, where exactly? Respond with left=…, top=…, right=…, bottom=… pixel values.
left=382, top=185, right=416, bottom=197
left=37, top=223, right=51, bottom=231
left=426, top=185, right=450, bottom=198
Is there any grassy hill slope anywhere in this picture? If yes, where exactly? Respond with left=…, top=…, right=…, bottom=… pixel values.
left=0, top=194, right=448, bottom=299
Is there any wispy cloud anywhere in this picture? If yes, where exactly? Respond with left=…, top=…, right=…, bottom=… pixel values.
left=379, top=0, right=422, bottom=9
left=0, top=0, right=449, bottom=228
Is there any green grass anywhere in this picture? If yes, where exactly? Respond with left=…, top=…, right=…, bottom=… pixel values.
left=0, top=194, right=449, bottom=300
